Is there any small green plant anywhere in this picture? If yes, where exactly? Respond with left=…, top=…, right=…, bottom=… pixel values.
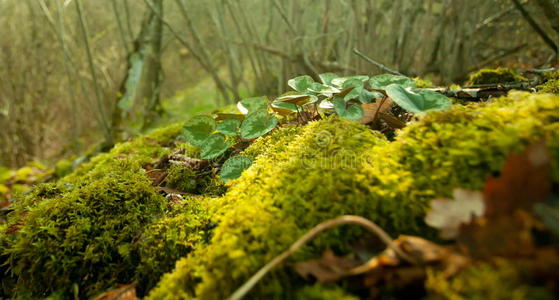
left=275, top=73, right=452, bottom=120
left=183, top=73, right=452, bottom=182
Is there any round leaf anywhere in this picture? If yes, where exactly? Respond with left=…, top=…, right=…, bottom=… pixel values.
left=240, top=111, right=278, bottom=139
left=319, top=73, right=338, bottom=85
left=220, top=156, right=253, bottom=182
left=288, top=75, right=315, bottom=93
left=343, top=104, right=365, bottom=120
left=385, top=84, right=451, bottom=114
left=343, top=87, right=378, bottom=104
left=201, top=133, right=231, bottom=160
left=333, top=97, right=364, bottom=120
left=331, top=75, right=369, bottom=88
left=271, top=101, right=298, bottom=115
left=275, top=94, right=312, bottom=106
left=217, top=119, right=241, bottom=136
left=183, top=115, right=216, bottom=147
left=238, top=97, right=269, bottom=114
left=369, top=74, right=416, bottom=90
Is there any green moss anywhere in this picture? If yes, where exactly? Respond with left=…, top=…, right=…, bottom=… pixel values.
left=1, top=120, right=226, bottom=298
left=241, top=125, right=301, bottom=160
left=166, top=165, right=199, bottom=193
left=467, top=68, right=527, bottom=85
left=2, top=161, right=169, bottom=298
left=542, top=70, right=559, bottom=81
left=54, top=158, right=73, bottom=178
left=165, top=164, right=226, bottom=196
left=294, top=284, right=359, bottom=300
left=64, top=123, right=184, bottom=183
left=426, top=260, right=554, bottom=300
left=414, top=77, right=435, bottom=88
left=394, top=91, right=559, bottom=195
left=148, top=92, right=559, bottom=300
left=149, top=117, right=420, bottom=299
left=538, top=79, right=559, bottom=94
left=135, top=197, right=213, bottom=296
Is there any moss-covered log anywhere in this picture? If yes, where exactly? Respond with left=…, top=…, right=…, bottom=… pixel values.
left=1, top=92, right=558, bottom=299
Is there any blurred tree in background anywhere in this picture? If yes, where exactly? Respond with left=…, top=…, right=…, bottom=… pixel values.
left=0, top=0, right=557, bottom=167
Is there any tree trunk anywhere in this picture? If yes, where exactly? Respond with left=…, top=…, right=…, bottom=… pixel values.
left=116, top=0, right=164, bottom=135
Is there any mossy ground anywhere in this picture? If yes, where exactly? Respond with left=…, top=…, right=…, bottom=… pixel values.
left=1, top=92, right=559, bottom=299
left=148, top=92, right=559, bottom=299
left=466, top=67, right=528, bottom=85
left=426, top=259, right=555, bottom=300
left=537, top=70, right=559, bottom=94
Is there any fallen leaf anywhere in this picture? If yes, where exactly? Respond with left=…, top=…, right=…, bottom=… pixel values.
left=359, top=98, right=393, bottom=124
left=293, top=249, right=361, bottom=283
left=425, top=189, right=485, bottom=239
left=357, top=236, right=468, bottom=288
left=458, top=211, right=542, bottom=259
left=146, top=169, right=167, bottom=186
left=92, top=284, right=138, bottom=300
left=483, top=141, right=551, bottom=217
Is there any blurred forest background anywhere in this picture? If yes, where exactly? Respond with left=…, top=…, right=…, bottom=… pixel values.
left=0, top=0, right=557, bottom=168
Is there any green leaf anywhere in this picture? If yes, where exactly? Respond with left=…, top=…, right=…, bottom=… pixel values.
left=215, top=113, right=245, bottom=121
left=275, top=93, right=313, bottom=106
left=333, top=97, right=364, bottom=120
left=201, top=133, right=231, bottom=160
left=343, top=87, right=378, bottom=104
left=331, top=75, right=369, bottom=88
left=342, top=78, right=365, bottom=89
left=369, top=74, right=416, bottom=90
left=238, top=97, right=269, bottom=115
left=240, top=111, right=278, bottom=139
left=319, top=73, right=338, bottom=85
left=271, top=101, right=298, bottom=112
left=217, top=119, right=241, bottom=136
left=183, top=115, right=216, bottom=147
left=344, top=104, right=365, bottom=120
left=385, top=84, right=452, bottom=114
left=288, top=75, right=315, bottom=93
left=220, top=156, right=253, bottom=182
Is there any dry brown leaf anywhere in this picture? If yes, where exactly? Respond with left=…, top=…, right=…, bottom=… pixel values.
left=92, top=284, right=138, bottom=300
left=359, top=99, right=393, bottom=124
left=458, top=211, right=542, bottom=259
left=293, top=249, right=361, bottom=283
left=483, top=141, right=551, bottom=217
left=455, top=142, right=553, bottom=258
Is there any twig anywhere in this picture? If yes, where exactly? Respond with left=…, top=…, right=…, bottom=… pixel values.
left=510, top=0, right=558, bottom=56
left=472, top=4, right=518, bottom=34
left=425, top=83, right=533, bottom=100
left=227, top=215, right=416, bottom=300
left=353, top=49, right=406, bottom=76
left=142, top=0, right=232, bottom=102
left=75, top=0, right=113, bottom=146
left=110, top=0, right=130, bottom=53
left=371, top=96, right=388, bottom=125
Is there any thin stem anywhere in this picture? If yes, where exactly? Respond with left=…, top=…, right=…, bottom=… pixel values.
left=510, top=0, right=558, bottom=56
left=110, top=0, right=130, bottom=53
left=228, top=215, right=417, bottom=300
left=75, top=0, right=113, bottom=145
left=353, top=48, right=406, bottom=76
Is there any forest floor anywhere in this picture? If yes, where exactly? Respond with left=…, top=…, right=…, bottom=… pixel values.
left=1, top=68, right=559, bottom=300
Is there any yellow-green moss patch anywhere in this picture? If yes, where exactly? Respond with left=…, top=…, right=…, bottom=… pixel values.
left=64, top=123, right=184, bottom=182
left=426, top=260, right=554, bottom=300
left=467, top=67, right=527, bottom=85
left=0, top=159, right=214, bottom=299
left=149, top=92, right=559, bottom=300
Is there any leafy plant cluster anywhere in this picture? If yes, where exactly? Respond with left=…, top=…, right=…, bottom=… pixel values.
left=183, top=73, right=452, bottom=182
